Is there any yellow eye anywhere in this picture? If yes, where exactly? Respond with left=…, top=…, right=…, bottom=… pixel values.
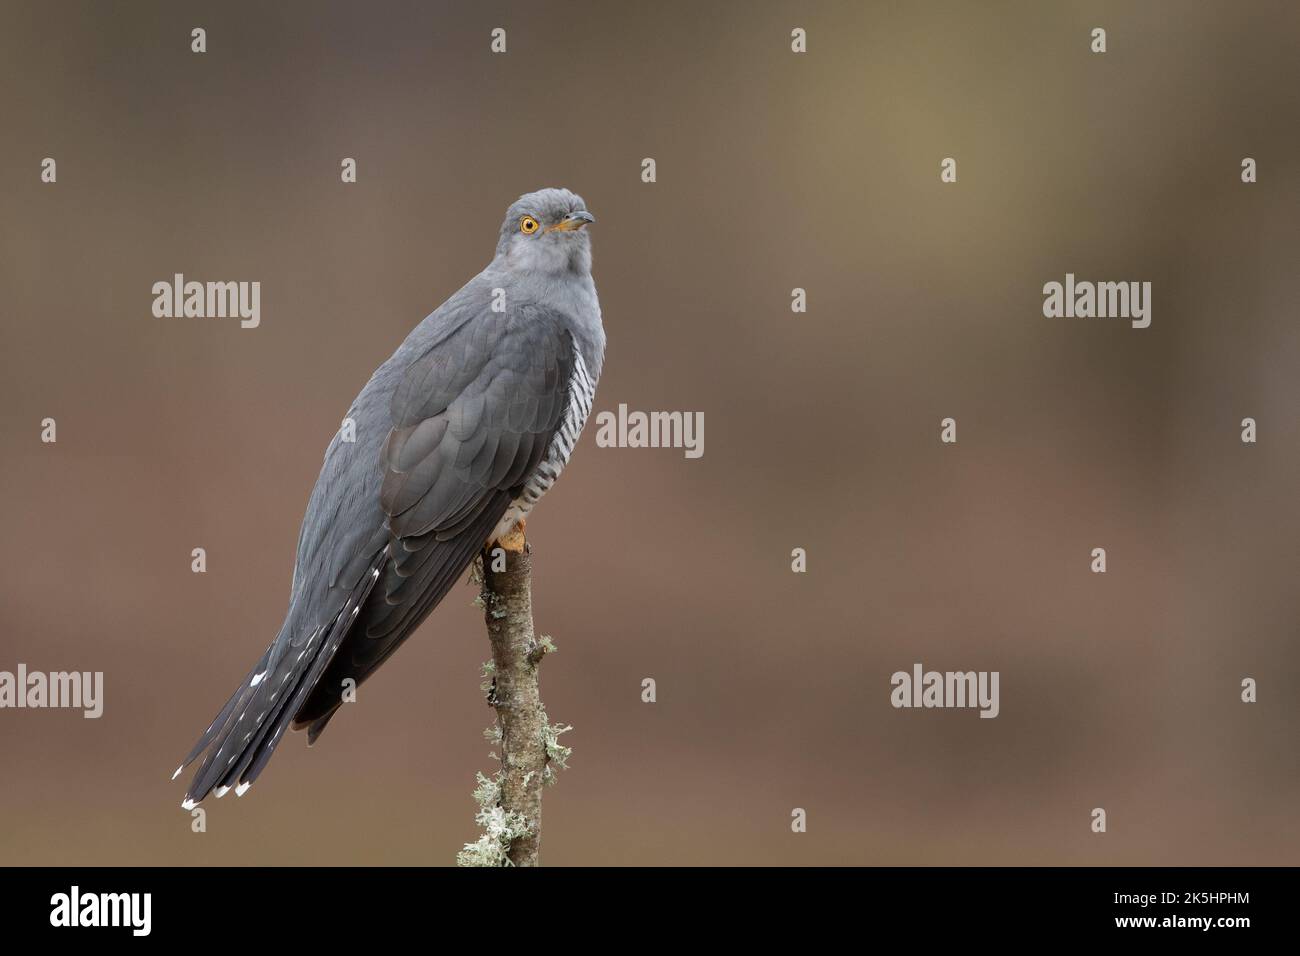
left=520, top=216, right=539, bottom=234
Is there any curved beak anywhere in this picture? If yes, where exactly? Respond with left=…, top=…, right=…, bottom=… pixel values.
left=546, top=210, right=595, bottom=233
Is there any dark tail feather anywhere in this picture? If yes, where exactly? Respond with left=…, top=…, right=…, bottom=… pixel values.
left=240, top=596, right=362, bottom=788
left=175, top=552, right=385, bottom=807
left=171, top=649, right=270, bottom=780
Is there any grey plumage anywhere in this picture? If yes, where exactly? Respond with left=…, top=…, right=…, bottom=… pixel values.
left=175, top=188, right=604, bottom=806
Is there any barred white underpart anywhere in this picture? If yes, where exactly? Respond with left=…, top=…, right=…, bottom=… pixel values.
left=494, top=342, right=596, bottom=541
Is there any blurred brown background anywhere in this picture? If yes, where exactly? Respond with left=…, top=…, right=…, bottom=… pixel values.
left=1, top=0, right=1297, bottom=865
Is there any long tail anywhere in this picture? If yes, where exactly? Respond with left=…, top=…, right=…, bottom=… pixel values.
left=172, top=550, right=386, bottom=807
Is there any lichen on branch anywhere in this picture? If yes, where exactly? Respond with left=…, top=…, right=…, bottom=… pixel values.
left=457, top=544, right=571, bottom=867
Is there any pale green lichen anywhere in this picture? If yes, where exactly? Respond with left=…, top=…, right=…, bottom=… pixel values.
left=542, top=713, right=573, bottom=775
left=475, top=585, right=506, bottom=618
left=456, top=771, right=532, bottom=867
left=457, top=807, right=530, bottom=867
left=461, top=624, right=575, bottom=863
left=470, top=769, right=499, bottom=807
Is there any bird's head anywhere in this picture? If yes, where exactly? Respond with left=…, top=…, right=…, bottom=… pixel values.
left=495, top=187, right=595, bottom=275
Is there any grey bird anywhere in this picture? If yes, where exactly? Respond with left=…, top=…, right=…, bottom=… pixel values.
left=173, top=188, right=604, bottom=806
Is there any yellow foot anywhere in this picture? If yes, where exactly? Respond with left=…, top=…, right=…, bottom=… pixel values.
left=496, top=519, right=527, bottom=554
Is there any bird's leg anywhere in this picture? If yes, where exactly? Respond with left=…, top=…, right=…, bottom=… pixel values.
left=497, top=518, right=527, bottom=554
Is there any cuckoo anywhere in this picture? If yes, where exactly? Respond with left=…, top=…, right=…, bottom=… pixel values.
left=173, top=188, right=604, bottom=807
